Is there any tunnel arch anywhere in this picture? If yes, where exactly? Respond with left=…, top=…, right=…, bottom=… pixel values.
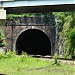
left=16, top=29, right=51, bottom=55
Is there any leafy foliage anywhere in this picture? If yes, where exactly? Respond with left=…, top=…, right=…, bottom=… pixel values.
left=6, top=13, right=42, bottom=19
left=0, top=29, right=6, bottom=47
left=67, top=27, right=75, bottom=58
left=53, top=12, right=75, bottom=58
left=53, top=53, right=59, bottom=65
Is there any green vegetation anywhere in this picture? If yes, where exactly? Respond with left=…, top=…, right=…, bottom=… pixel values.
left=6, top=13, right=42, bottom=19
left=53, top=53, right=59, bottom=65
left=0, top=29, right=6, bottom=47
left=0, top=20, right=6, bottom=26
left=53, top=12, right=75, bottom=58
left=67, top=27, right=75, bottom=58
left=0, top=52, right=74, bottom=75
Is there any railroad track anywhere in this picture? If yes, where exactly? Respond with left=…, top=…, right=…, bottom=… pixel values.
left=31, top=55, right=75, bottom=65
left=32, top=55, right=74, bottom=60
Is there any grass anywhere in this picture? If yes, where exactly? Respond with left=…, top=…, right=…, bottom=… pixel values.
left=0, top=54, right=74, bottom=75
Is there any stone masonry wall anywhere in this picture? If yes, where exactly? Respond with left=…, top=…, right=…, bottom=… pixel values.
left=5, top=15, right=56, bottom=55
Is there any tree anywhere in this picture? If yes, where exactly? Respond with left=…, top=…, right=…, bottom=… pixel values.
left=67, top=27, right=75, bottom=58
left=53, top=12, right=75, bottom=58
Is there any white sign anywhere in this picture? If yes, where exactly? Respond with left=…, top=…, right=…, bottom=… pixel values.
left=0, top=9, right=6, bottom=19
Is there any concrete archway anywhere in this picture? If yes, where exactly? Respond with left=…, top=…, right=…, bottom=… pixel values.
left=16, top=29, right=51, bottom=55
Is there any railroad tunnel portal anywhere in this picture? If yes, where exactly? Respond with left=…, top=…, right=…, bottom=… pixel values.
left=16, top=29, right=51, bottom=55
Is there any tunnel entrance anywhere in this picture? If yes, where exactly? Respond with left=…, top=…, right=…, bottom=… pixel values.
left=16, top=29, right=51, bottom=55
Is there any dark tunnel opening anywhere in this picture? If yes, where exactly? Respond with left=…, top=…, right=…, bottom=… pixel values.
left=16, top=29, right=51, bottom=55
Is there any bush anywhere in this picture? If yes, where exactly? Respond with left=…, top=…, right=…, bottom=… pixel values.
left=6, top=51, right=16, bottom=58
left=20, top=51, right=28, bottom=62
left=72, top=49, right=75, bottom=59
left=67, top=27, right=75, bottom=57
left=0, top=53, right=8, bottom=59
left=53, top=53, right=59, bottom=65
left=0, top=29, right=6, bottom=47
left=0, top=50, right=16, bottom=59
